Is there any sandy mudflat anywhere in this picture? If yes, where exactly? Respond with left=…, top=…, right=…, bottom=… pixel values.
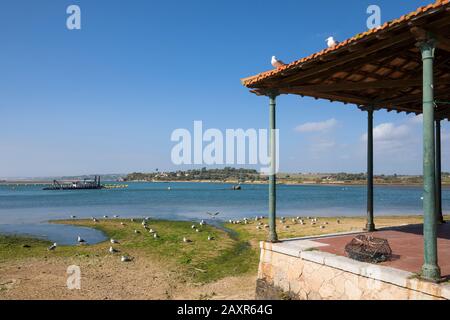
left=0, top=255, right=256, bottom=300
left=1, top=215, right=432, bottom=300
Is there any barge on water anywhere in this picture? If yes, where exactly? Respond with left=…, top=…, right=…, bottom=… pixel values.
left=43, top=176, right=103, bottom=190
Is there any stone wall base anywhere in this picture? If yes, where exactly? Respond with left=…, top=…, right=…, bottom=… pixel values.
left=255, top=278, right=300, bottom=300
left=257, top=247, right=446, bottom=300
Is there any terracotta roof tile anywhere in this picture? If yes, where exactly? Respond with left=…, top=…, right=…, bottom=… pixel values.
left=241, top=0, right=450, bottom=87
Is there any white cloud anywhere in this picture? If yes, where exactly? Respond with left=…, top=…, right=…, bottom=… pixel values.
left=360, top=122, right=419, bottom=159
left=361, top=123, right=410, bottom=143
left=408, top=114, right=423, bottom=125
left=295, top=118, right=337, bottom=133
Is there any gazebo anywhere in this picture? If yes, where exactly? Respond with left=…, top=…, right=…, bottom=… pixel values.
left=241, top=0, right=450, bottom=282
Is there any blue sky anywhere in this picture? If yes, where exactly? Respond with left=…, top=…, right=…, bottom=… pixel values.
left=0, top=0, right=448, bottom=177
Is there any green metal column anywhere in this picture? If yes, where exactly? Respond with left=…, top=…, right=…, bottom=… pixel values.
left=366, top=108, right=375, bottom=232
left=268, top=94, right=278, bottom=242
left=420, top=40, right=441, bottom=281
left=435, top=119, right=444, bottom=224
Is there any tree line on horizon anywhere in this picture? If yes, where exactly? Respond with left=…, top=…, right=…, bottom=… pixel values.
left=123, top=169, right=450, bottom=185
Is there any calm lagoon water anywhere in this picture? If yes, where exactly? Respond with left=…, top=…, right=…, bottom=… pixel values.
left=0, top=182, right=447, bottom=244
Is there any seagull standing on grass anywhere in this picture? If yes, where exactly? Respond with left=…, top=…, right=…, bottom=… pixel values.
left=110, top=238, right=119, bottom=244
left=48, top=243, right=57, bottom=251
left=326, top=36, right=339, bottom=48
left=109, top=246, right=119, bottom=253
left=183, top=237, right=191, bottom=243
left=121, top=256, right=132, bottom=262
left=271, top=56, right=286, bottom=68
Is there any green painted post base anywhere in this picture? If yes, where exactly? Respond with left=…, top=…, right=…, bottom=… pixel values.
left=365, top=223, right=376, bottom=232
left=421, top=264, right=442, bottom=282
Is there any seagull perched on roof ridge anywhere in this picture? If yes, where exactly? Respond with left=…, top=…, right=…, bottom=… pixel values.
left=326, top=36, right=339, bottom=48
left=271, top=56, right=286, bottom=68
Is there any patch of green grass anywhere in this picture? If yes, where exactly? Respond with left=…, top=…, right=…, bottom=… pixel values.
left=51, top=218, right=259, bottom=284
left=0, top=235, right=52, bottom=261
left=2, top=215, right=430, bottom=284
left=0, top=233, right=103, bottom=263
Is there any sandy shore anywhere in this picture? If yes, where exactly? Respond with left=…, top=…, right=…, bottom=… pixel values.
left=0, top=256, right=256, bottom=300
left=0, top=215, right=436, bottom=300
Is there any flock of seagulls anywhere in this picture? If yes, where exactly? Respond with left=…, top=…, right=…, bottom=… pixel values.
left=272, top=36, right=339, bottom=69
left=224, top=215, right=341, bottom=232
left=48, top=211, right=344, bottom=268
left=108, top=238, right=132, bottom=262
left=56, top=212, right=336, bottom=263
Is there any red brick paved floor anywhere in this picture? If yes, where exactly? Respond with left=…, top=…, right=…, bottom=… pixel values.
left=316, top=223, right=450, bottom=277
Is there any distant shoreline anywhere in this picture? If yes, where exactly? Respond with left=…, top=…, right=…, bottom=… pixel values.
left=122, top=180, right=450, bottom=188
left=2, top=179, right=450, bottom=188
